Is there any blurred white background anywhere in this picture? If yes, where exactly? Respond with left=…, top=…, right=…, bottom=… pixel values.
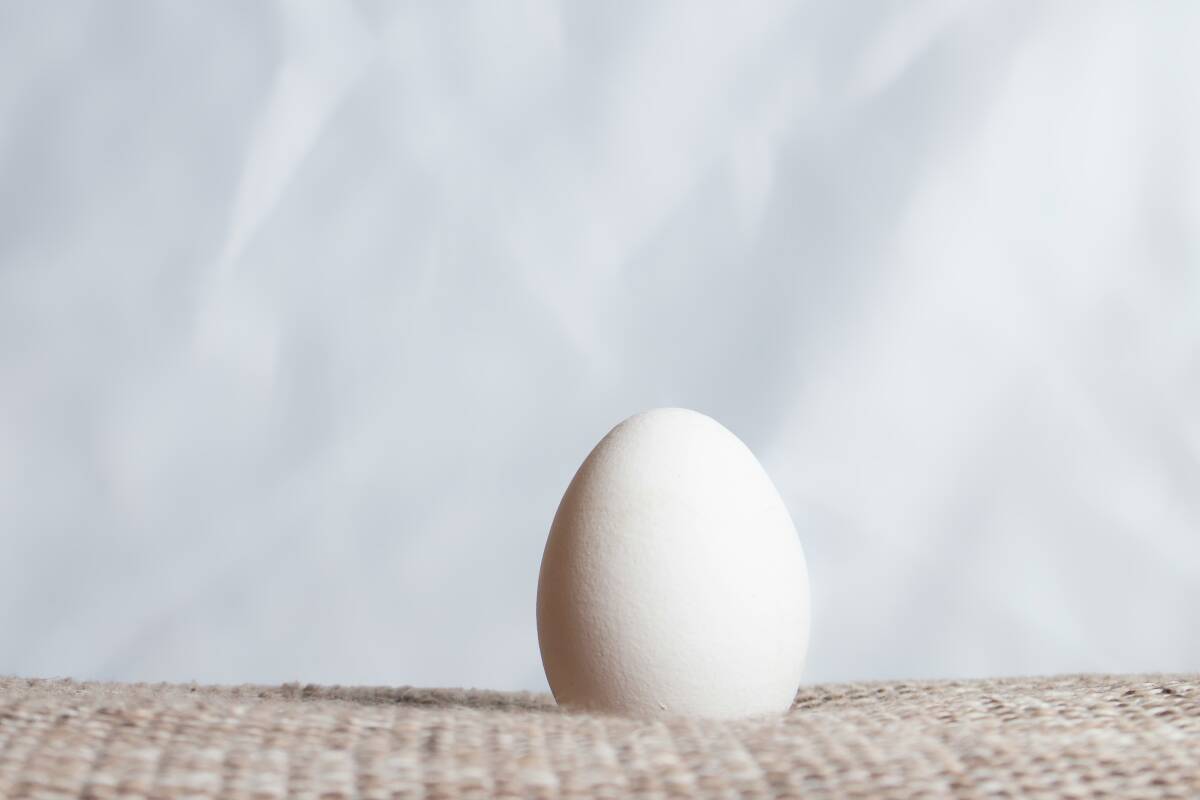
left=2, top=0, right=1198, bottom=692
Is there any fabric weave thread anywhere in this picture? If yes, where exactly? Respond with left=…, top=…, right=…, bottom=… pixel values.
left=1, top=674, right=1197, bottom=798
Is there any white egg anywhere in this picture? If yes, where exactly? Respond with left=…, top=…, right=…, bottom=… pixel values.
left=536, top=408, right=810, bottom=718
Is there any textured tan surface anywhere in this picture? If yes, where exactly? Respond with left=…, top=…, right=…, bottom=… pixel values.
left=1, top=674, right=1199, bottom=799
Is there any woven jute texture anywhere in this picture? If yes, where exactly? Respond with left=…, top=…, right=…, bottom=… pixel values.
left=1, top=674, right=1198, bottom=799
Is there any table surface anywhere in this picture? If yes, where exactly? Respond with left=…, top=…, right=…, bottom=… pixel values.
left=1, top=673, right=1197, bottom=799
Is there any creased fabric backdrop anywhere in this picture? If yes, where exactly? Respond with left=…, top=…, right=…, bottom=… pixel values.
left=1, top=1, right=1198, bottom=692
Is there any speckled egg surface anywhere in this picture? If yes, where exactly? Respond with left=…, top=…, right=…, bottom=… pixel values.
left=536, top=408, right=810, bottom=718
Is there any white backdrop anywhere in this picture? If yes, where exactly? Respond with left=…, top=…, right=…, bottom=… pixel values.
left=2, top=1, right=1199, bottom=692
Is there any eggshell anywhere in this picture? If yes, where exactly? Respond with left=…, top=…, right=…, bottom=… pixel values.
left=536, top=407, right=810, bottom=718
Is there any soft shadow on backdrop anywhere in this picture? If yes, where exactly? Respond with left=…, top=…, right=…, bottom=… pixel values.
left=2, top=1, right=1198, bottom=690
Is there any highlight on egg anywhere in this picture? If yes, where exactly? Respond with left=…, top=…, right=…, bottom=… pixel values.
left=536, top=407, right=810, bottom=718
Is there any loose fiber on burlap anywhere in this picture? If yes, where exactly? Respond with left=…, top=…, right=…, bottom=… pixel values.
left=1, top=674, right=1198, bottom=798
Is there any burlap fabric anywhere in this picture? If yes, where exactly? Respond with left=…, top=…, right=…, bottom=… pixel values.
left=1, top=673, right=1197, bottom=798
